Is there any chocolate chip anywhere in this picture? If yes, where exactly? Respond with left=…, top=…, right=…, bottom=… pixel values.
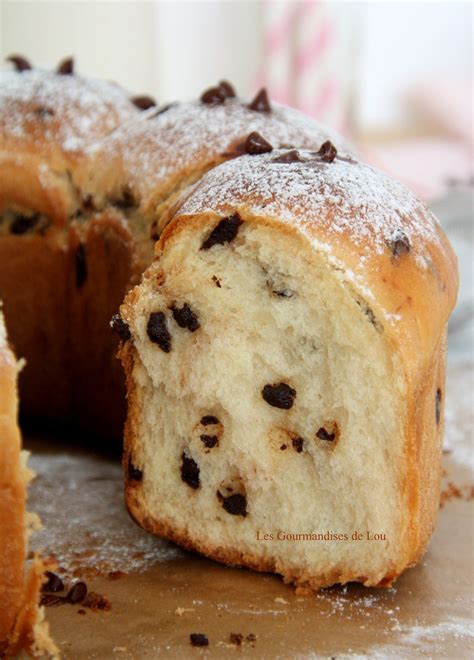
left=40, top=594, right=67, bottom=607
left=57, top=57, right=74, bottom=75
left=292, top=437, right=304, bottom=453
left=230, top=633, right=243, bottom=646
left=201, top=415, right=219, bottom=426
left=10, top=213, right=40, bottom=235
left=75, top=243, right=87, bottom=288
left=317, top=140, right=337, bottom=163
left=219, top=80, right=236, bottom=98
left=128, top=459, right=143, bottom=482
left=280, top=444, right=287, bottom=450
left=245, top=131, right=273, bottom=155
left=200, top=434, right=218, bottom=449
left=389, top=231, right=410, bottom=257
left=262, top=383, right=296, bottom=409
left=7, top=55, right=32, bottom=72
left=272, top=149, right=302, bottom=164
left=181, top=454, right=200, bottom=489
left=248, top=88, right=271, bottom=113
left=436, top=388, right=442, bottom=425
left=316, top=427, right=335, bottom=442
left=212, top=275, right=222, bottom=288
left=218, top=492, right=247, bottom=517
left=131, top=95, right=157, bottom=110
left=114, top=188, right=136, bottom=210
left=67, top=582, right=87, bottom=604
left=33, top=106, right=54, bottom=118
left=190, top=633, right=209, bottom=647
left=273, top=288, right=295, bottom=299
left=201, top=86, right=226, bottom=105
left=42, top=571, right=64, bottom=593
left=110, top=314, right=131, bottom=342
left=171, top=303, right=200, bottom=332
left=200, top=213, right=243, bottom=250
left=81, top=194, right=95, bottom=212
left=246, top=633, right=257, bottom=642
left=147, top=312, right=171, bottom=352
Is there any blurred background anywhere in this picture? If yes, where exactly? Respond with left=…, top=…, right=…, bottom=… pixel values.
left=0, top=0, right=472, bottom=201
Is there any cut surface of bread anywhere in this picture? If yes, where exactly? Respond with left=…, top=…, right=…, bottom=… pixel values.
left=120, top=149, right=457, bottom=590
left=0, top=307, right=57, bottom=657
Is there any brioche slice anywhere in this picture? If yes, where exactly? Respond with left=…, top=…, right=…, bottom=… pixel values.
left=119, top=145, right=457, bottom=590
left=0, top=307, right=57, bottom=657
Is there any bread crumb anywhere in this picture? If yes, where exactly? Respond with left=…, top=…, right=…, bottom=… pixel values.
left=175, top=607, right=195, bottom=616
left=274, top=597, right=289, bottom=604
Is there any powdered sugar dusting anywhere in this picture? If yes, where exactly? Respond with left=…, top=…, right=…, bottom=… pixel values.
left=0, top=69, right=136, bottom=155
left=98, top=99, right=347, bottom=205
left=179, top=149, right=441, bottom=257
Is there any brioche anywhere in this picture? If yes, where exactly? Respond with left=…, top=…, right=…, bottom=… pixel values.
left=0, top=68, right=345, bottom=436
left=0, top=306, right=57, bottom=657
left=119, top=145, right=458, bottom=590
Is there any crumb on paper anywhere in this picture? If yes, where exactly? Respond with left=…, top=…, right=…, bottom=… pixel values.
left=274, top=597, right=288, bottom=604
left=175, top=607, right=195, bottom=616
left=113, top=647, right=127, bottom=653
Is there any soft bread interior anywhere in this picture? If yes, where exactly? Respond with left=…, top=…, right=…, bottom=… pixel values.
left=126, top=215, right=407, bottom=587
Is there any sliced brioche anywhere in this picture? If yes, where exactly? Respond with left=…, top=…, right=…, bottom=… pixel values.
left=119, top=146, right=457, bottom=590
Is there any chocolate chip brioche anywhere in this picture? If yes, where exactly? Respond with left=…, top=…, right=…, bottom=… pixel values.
left=118, top=145, right=458, bottom=591
left=0, top=307, right=57, bottom=657
left=0, top=66, right=346, bottom=437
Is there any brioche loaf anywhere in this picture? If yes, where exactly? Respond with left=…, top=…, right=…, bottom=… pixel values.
left=119, top=144, right=458, bottom=590
left=0, top=67, right=346, bottom=436
left=0, top=306, right=56, bottom=657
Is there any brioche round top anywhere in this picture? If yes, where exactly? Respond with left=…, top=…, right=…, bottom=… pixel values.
left=0, top=68, right=137, bottom=160
left=90, top=93, right=349, bottom=216
left=169, top=148, right=458, bottom=373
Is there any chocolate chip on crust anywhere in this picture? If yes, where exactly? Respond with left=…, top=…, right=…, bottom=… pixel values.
left=219, top=80, right=236, bottom=98
left=436, top=388, right=442, bottom=425
left=128, top=459, right=143, bottom=482
left=110, top=314, right=131, bottom=342
left=131, top=95, right=157, bottom=110
left=200, top=415, right=219, bottom=426
left=147, top=312, right=171, bottom=352
left=57, top=57, right=74, bottom=75
left=200, top=213, right=243, bottom=250
left=248, top=88, right=271, bottom=113
left=10, top=213, right=40, bottom=235
left=272, top=149, right=303, bottom=164
left=217, top=491, right=247, bottom=516
left=190, top=633, right=209, bottom=647
left=316, top=427, right=335, bottom=442
left=200, top=434, right=218, bottom=449
left=317, top=140, right=337, bottom=163
left=201, top=86, right=226, bottom=105
left=292, top=437, right=304, bottom=453
left=6, top=55, right=32, bottom=72
left=389, top=230, right=410, bottom=257
left=262, top=383, right=296, bottom=409
left=75, top=243, right=87, bottom=288
left=181, top=454, right=200, bottom=489
left=171, top=303, right=200, bottom=332
left=245, top=131, right=273, bottom=155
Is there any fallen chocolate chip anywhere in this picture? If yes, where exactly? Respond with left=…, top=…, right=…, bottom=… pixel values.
left=67, top=581, right=87, bottom=604
left=171, top=303, right=200, bottom=332
left=190, top=633, right=209, bottom=647
left=316, top=427, right=335, bottom=442
left=218, top=492, right=247, bottom=517
left=230, top=633, right=243, bottom=646
left=181, top=454, right=200, bottom=489
left=248, top=88, right=271, bottom=112
left=200, top=434, right=218, bottom=449
left=201, top=86, right=226, bottom=105
left=262, top=383, right=296, bottom=409
left=147, top=312, right=171, bottom=352
left=201, top=415, right=219, bottom=426
left=75, top=243, right=87, bottom=288
left=6, top=55, right=32, bottom=72
left=57, top=57, right=74, bottom=75
left=33, top=106, right=54, bottom=118
left=40, top=594, right=67, bottom=607
left=245, top=131, right=273, bottom=155
left=10, top=213, right=40, bottom=235
left=317, top=140, right=337, bottom=163
left=389, top=230, right=410, bottom=257
left=246, top=633, right=257, bottom=642
left=42, top=571, right=64, bottom=593
left=128, top=459, right=143, bottom=482
left=436, top=388, right=442, bottom=425
left=131, top=95, right=157, bottom=110
left=292, top=437, right=304, bottom=453
left=110, top=314, right=131, bottom=342
left=272, top=149, right=302, bottom=164
left=201, top=213, right=243, bottom=250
